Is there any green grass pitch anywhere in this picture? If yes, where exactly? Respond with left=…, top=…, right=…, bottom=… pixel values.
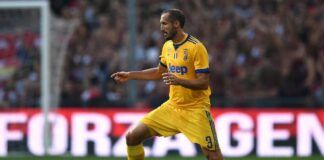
left=0, top=155, right=323, bottom=160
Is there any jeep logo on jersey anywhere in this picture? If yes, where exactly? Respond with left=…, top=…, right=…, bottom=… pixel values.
left=169, top=64, right=188, bottom=75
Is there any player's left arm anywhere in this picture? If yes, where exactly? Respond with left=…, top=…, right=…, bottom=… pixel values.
left=162, top=72, right=209, bottom=90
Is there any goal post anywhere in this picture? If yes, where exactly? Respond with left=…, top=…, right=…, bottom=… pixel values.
left=0, top=0, right=51, bottom=155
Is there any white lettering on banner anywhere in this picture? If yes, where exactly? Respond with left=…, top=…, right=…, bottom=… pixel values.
left=151, top=134, right=196, bottom=157
left=216, top=113, right=253, bottom=157
left=28, top=113, right=68, bottom=155
left=112, top=113, right=147, bottom=157
left=71, top=113, right=111, bottom=156
left=0, top=110, right=323, bottom=157
left=0, top=113, right=27, bottom=156
left=297, top=113, right=324, bottom=156
left=257, top=113, right=294, bottom=157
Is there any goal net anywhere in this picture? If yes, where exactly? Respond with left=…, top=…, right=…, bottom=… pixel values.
left=0, top=0, right=50, bottom=157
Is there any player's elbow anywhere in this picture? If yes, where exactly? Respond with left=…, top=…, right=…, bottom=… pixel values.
left=195, top=74, right=210, bottom=90
left=200, top=84, right=209, bottom=90
left=201, top=79, right=210, bottom=89
left=196, top=82, right=209, bottom=90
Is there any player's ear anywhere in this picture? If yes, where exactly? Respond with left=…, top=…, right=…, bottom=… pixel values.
left=173, top=20, right=180, bottom=28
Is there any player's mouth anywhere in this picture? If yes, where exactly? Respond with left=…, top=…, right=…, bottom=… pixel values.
left=163, top=32, right=168, bottom=37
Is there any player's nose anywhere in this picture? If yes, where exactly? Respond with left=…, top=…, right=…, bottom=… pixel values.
left=160, top=25, right=166, bottom=31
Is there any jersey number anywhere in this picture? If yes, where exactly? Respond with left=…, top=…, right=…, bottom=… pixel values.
left=205, top=136, right=213, bottom=148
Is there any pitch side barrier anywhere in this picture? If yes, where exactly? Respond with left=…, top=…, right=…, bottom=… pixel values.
left=0, top=107, right=323, bottom=157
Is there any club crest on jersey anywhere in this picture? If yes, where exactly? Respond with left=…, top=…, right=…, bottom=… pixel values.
left=168, top=63, right=188, bottom=75
left=167, top=47, right=171, bottom=56
left=183, top=49, right=188, bottom=61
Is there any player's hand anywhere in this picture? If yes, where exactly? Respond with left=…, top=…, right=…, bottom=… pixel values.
left=162, top=72, right=178, bottom=86
left=110, top=71, right=130, bottom=84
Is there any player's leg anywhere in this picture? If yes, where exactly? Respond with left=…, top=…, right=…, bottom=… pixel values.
left=177, top=108, right=223, bottom=160
left=126, top=122, right=156, bottom=160
left=200, top=110, right=223, bottom=160
left=126, top=104, right=179, bottom=160
left=126, top=122, right=154, bottom=145
left=201, top=146, right=223, bottom=160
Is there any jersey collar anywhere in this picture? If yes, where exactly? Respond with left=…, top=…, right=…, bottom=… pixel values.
left=173, top=34, right=190, bottom=50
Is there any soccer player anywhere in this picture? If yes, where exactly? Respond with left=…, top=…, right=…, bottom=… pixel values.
left=111, top=9, right=223, bottom=160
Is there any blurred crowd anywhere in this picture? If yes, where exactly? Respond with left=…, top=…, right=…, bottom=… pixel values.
left=0, top=9, right=41, bottom=107
left=0, top=0, right=323, bottom=108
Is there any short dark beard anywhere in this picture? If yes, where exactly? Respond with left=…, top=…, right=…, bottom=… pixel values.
left=166, top=30, right=177, bottom=41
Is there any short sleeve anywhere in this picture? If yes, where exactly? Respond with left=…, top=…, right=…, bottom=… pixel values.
left=194, top=43, right=210, bottom=73
left=159, top=43, right=167, bottom=68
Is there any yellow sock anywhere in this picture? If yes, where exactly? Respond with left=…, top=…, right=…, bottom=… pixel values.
left=127, top=144, right=144, bottom=160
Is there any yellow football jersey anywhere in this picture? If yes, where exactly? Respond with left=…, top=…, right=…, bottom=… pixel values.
left=159, top=34, right=211, bottom=109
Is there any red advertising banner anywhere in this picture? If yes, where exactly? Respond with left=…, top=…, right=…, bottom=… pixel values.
left=0, top=107, right=323, bottom=157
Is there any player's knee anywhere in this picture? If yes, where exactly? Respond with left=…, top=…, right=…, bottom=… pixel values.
left=205, top=154, right=223, bottom=160
left=126, top=131, right=142, bottom=145
left=204, top=151, right=223, bottom=160
left=126, top=131, right=137, bottom=145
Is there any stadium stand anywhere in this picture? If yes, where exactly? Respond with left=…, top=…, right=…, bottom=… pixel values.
left=0, top=0, right=323, bottom=108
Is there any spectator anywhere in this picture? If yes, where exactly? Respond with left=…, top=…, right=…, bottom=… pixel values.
left=1, top=0, right=323, bottom=108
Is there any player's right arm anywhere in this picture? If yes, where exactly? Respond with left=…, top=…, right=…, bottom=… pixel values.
left=110, top=64, right=167, bottom=84
left=111, top=42, right=169, bottom=84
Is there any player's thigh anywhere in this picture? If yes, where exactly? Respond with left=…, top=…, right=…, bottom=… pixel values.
left=140, top=104, right=179, bottom=137
left=180, top=109, right=220, bottom=150
left=126, top=122, right=154, bottom=145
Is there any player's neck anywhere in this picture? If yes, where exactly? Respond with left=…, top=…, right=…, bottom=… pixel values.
left=172, top=31, right=187, bottom=44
